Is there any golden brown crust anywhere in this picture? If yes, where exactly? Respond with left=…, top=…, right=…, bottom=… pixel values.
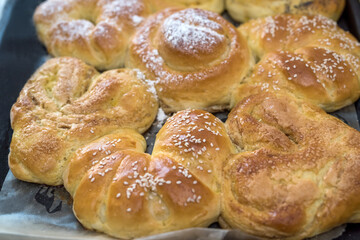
left=222, top=91, right=360, bottom=239
left=33, top=0, right=152, bottom=70
left=125, top=8, right=254, bottom=113
left=232, top=14, right=360, bottom=112
left=9, top=57, right=158, bottom=185
left=63, top=109, right=235, bottom=239
left=226, top=0, right=345, bottom=22
left=148, top=0, right=224, bottom=13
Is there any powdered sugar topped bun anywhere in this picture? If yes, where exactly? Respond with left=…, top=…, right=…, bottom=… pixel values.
left=126, top=8, right=254, bottom=113
left=34, top=0, right=151, bottom=70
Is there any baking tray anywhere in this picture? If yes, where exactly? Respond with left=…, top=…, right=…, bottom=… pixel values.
left=0, top=0, right=359, bottom=239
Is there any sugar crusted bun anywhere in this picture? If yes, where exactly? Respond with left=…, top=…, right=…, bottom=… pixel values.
left=63, top=95, right=360, bottom=239
left=63, top=109, right=235, bottom=239
left=232, top=14, right=360, bottom=112
left=126, top=8, right=254, bottom=113
left=226, top=0, right=345, bottom=22
left=9, top=57, right=158, bottom=185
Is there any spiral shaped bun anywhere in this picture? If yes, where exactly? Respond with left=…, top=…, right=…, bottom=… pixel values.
left=63, top=109, right=235, bottom=239
left=34, top=0, right=152, bottom=70
left=126, top=8, right=253, bottom=113
left=9, top=57, right=158, bottom=185
left=226, top=0, right=345, bottom=22
left=232, top=14, right=360, bottom=112
left=222, top=91, right=360, bottom=239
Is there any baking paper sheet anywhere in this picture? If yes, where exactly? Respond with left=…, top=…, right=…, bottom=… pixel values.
left=0, top=104, right=358, bottom=240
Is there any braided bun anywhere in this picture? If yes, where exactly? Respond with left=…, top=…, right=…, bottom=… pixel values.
left=226, top=0, right=345, bottom=22
left=222, top=91, right=360, bottom=239
left=63, top=109, right=235, bottom=239
left=9, top=57, right=158, bottom=185
left=34, top=0, right=152, bottom=70
left=232, top=14, right=360, bottom=112
left=126, top=8, right=253, bottom=113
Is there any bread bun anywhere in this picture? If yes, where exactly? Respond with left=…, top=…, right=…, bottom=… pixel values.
left=9, top=57, right=158, bottom=185
left=232, top=14, right=360, bottom=112
left=63, top=109, right=235, bottom=239
left=34, top=0, right=152, bottom=70
left=226, top=0, right=345, bottom=22
left=222, top=91, right=360, bottom=239
left=126, top=8, right=254, bottom=113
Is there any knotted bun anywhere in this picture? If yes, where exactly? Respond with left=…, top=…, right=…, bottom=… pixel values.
left=9, top=57, right=158, bottom=185
left=225, top=0, right=345, bottom=22
left=232, top=14, right=360, bottom=112
left=63, top=109, right=235, bottom=239
left=126, top=8, right=253, bottom=113
left=34, top=0, right=152, bottom=70
left=222, top=91, right=360, bottom=239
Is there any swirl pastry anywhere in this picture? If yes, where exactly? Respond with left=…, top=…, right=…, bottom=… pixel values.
left=232, top=14, right=360, bottom=112
left=225, top=0, right=345, bottom=22
left=63, top=109, right=235, bottom=239
left=33, top=0, right=152, bottom=70
left=9, top=57, right=158, bottom=185
left=222, top=91, right=360, bottom=239
left=126, top=8, right=253, bottom=113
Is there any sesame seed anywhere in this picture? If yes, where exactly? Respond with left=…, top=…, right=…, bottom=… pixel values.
left=116, top=193, right=121, bottom=198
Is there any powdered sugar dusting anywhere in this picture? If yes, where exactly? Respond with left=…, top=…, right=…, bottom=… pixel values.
left=132, top=15, right=144, bottom=26
left=130, top=8, right=238, bottom=86
left=38, top=0, right=69, bottom=17
left=156, top=108, right=168, bottom=126
left=101, top=0, right=145, bottom=19
left=162, top=9, right=225, bottom=55
left=51, top=20, right=93, bottom=41
left=134, top=68, right=158, bottom=98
